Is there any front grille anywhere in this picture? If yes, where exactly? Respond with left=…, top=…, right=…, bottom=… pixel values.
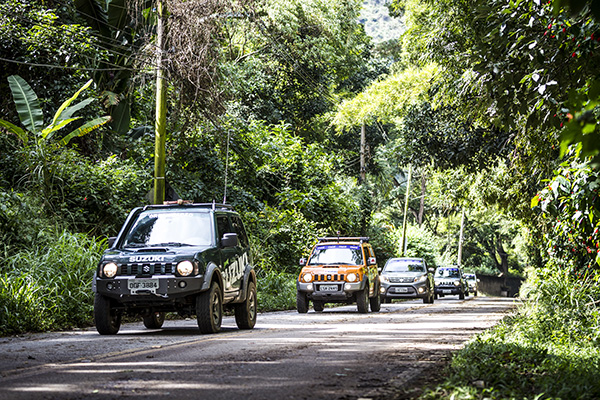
left=118, top=263, right=175, bottom=276
left=313, top=274, right=345, bottom=282
left=389, top=276, right=415, bottom=283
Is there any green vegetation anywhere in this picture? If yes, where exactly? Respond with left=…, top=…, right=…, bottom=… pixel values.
left=1, top=0, right=600, bottom=397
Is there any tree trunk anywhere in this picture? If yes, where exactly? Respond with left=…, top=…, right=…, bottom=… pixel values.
left=417, top=174, right=426, bottom=226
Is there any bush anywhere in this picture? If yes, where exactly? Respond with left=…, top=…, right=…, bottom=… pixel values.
left=51, top=150, right=151, bottom=236
left=257, top=268, right=297, bottom=312
left=420, top=265, right=600, bottom=400
left=0, top=230, right=106, bottom=335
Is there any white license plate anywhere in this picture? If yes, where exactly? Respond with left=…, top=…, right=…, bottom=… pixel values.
left=319, top=285, right=338, bottom=292
left=442, top=289, right=452, bottom=294
left=394, top=287, right=409, bottom=293
left=128, top=279, right=159, bottom=294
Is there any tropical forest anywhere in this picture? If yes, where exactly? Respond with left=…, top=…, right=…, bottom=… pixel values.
left=1, top=0, right=600, bottom=398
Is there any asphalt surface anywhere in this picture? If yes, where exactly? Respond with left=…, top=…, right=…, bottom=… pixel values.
left=0, top=296, right=517, bottom=400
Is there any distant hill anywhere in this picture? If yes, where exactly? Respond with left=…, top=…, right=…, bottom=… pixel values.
left=359, top=0, right=405, bottom=43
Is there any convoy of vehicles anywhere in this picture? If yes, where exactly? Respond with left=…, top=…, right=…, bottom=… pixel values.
left=379, top=257, right=435, bottom=304
left=296, top=237, right=381, bottom=313
left=92, top=199, right=482, bottom=334
left=93, top=201, right=257, bottom=335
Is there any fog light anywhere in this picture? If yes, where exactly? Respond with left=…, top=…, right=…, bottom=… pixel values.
left=380, top=287, right=385, bottom=293
left=418, top=287, right=425, bottom=294
left=307, top=283, right=313, bottom=291
left=107, top=283, right=114, bottom=290
left=344, top=283, right=352, bottom=290
left=178, top=280, right=187, bottom=288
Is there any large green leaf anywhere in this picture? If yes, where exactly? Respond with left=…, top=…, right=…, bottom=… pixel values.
left=0, top=119, right=28, bottom=144
left=42, top=118, right=81, bottom=142
left=47, top=79, right=94, bottom=133
left=7, top=75, right=44, bottom=135
left=58, top=98, right=95, bottom=122
left=60, top=116, right=111, bottom=146
left=73, top=0, right=110, bottom=38
left=108, top=0, right=129, bottom=32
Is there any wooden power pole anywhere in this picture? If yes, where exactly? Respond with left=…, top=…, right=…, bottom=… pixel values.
left=153, top=0, right=167, bottom=205
left=457, top=208, right=465, bottom=266
left=360, top=123, right=366, bottom=183
left=400, top=165, right=412, bottom=256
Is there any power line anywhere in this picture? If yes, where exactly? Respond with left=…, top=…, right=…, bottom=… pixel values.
left=0, top=56, right=132, bottom=72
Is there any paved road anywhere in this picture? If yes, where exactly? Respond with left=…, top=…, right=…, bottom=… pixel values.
left=0, top=296, right=516, bottom=400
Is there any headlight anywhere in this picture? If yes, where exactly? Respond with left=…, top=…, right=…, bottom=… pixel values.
left=453, top=280, right=461, bottom=286
left=302, top=273, right=313, bottom=283
left=102, top=262, right=118, bottom=278
left=347, top=273, right=358, bottom=282
left=379, top=275, right=389, bottom=283
left=177, top=260, right=194, bottom=276
left=417, top=275, right=427, bottom=282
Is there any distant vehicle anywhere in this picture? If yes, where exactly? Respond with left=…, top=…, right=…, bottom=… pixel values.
left=464, top=273, right=479, bottom=296
left=296, top=237, right=381, bottom=313
left=93, top=201, right=257, bottom=335
left=434, top=265, right=468, bottom=299
left=379, top=257, right=435, bottom=304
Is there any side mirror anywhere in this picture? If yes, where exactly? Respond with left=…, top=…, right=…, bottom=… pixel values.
left=299, top=258, right=307, bottom=267
left=221, top=232, right=238, bottom=248
left=377, top=267, right=382, bottom=273
left=428, top=267, right=435, bottom=273
left=368, top=257, right=376, bottom=265
left=108, top=237, right=117, bottom=248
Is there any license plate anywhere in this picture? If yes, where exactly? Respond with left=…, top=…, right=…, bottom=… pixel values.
left=394, top=287, right=409, bottom=293
left=319, top=285, right=338, bottom=292
left=128, top=279, right=159, bottom=294
left=442, top=289, right=452, bottom=294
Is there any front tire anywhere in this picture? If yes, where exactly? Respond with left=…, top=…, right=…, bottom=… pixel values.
left=313, top=301, right=324, bottom=312
left=143, top=312, right=165, bottom=329
left=369, top=283, right=381, bottom=312
left=297, top=291, right=309, bottom=313
left=197, top=281, right=223, bottom=334
left=235, top=281, right=257, bottom=330
left=356, top=282, right=369, bottom=313
left=94, top=293, right=121, bottom=335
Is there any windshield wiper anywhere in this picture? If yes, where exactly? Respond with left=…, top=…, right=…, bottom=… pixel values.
left=152, top=242, right=191, bottom=247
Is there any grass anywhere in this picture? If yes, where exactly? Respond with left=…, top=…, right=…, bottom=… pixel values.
left=0, top=230, right=106, bottom=335
left=419, top=267, right=600, bottom=400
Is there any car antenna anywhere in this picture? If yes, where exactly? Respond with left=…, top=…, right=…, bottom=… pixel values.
left=222, top=128, right=230, bottom=205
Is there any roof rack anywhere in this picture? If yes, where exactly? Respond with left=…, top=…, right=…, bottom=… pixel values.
left=143, top=200, right=233, bottom=211
left=317, top=236, right=369, bottom=243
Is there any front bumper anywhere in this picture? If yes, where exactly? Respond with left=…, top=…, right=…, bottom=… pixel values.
left=94, top=275, right=206, bottom=302
left=297, top=280, right=367, bottom=301
left=435, top=285, right=462, bottom=295
left=380, top=280, right=428, bottom=299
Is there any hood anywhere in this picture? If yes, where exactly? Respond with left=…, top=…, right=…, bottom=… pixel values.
left=104, top=244, right=212, bottom=264
left=382, top=271, right=424, bottom=278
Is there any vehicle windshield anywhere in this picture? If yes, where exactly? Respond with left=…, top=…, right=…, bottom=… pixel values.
left=122, top=210, right=213, bottom=248
left=464, top=274, right=475, bottom=280
left=384, top=259, right=424, bottom=273
left=308, top=245, right=363, bottom=266
left=435, top=268, right=461, bottom=278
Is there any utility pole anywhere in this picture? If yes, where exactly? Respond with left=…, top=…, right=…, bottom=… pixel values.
left=153, top=0, right=167, bottom=205
left=457, top=208, right=465, bottom=266
left=360, top=123, right=366, bottom=183
left=400, top=165, right=412, bottom=256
